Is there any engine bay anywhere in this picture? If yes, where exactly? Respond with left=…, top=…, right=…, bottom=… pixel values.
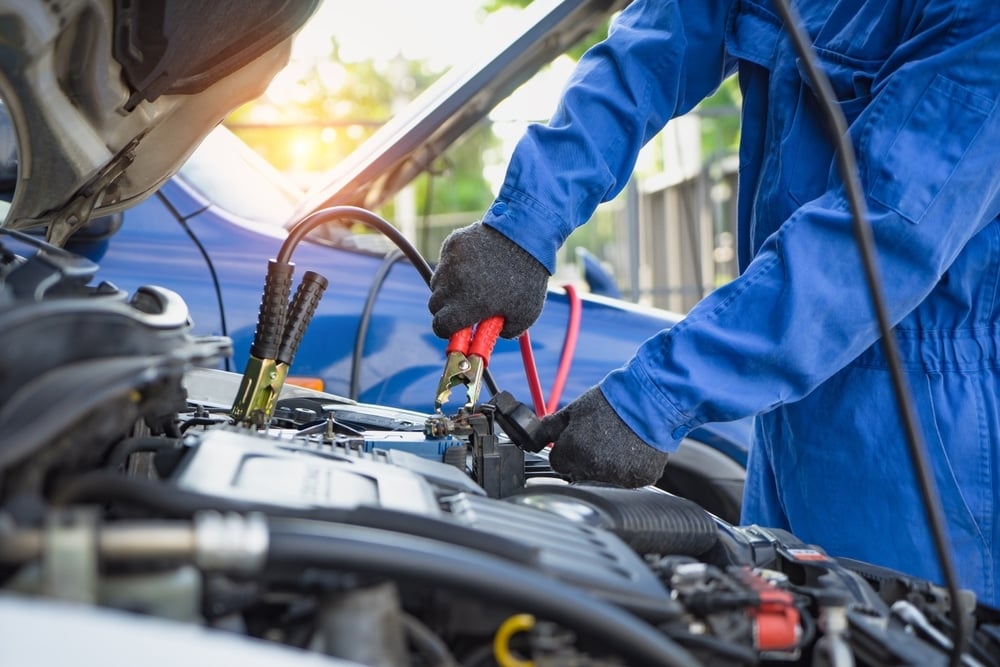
left=3, top=230, right=1000, bottom=667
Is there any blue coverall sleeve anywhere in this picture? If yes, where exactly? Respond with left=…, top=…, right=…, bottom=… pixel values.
left=602, top=4, right=1000, bottom=451
left=482, top=0, right=736, bottom=272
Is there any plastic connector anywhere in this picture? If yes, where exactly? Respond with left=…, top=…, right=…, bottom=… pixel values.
left=489, top=390, right=548, bottom=453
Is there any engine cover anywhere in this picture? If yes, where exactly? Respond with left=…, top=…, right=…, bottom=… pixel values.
left=171, top=427, right=678, bottom=614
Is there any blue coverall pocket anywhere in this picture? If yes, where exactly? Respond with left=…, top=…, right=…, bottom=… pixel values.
left=915, top=370, right=995, bottom=602
left=784, top=55, right=875, bottom=207
left=757, top=360, right=995, bottom=603
left=871, top=75, right=994, bottom=224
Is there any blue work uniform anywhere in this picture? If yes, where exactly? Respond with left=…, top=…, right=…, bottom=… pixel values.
left=482, top=0, right=1000, bottom=604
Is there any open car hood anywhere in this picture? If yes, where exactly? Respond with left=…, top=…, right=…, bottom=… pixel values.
left=0, top=0, right=318, bottom=245
left=290, top=0, right=631, bottom=222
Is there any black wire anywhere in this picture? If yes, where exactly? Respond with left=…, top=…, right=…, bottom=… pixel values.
left=267, top=521, right=701, bottom=667
left=277, top=205, right=499, bottom=397
left=769, top=1, right=967, bottom=664
left=51, top=470, right=262, bottom=513
left=102, top=436, right=181, bottom=470
left=179, top=417, right=227, bottom=433
left=156, top=191, right=231, bottom=371
left=350, top=249, right=404, bottom=400
left=400, top=612, right=460, bottom=667
left=0, top=227, right=80, bottom=257
left=457, top=644, right=494, bottom=667
left=663, top=628, right=759, bottom=665
left=278, top=206, right=431, bottom=281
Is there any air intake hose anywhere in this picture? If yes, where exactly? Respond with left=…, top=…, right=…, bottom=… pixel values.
left=507, top=484, right=718, bottom=556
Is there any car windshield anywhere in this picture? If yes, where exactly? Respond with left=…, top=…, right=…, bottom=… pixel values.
left=177, top=127, right=302, bottom=226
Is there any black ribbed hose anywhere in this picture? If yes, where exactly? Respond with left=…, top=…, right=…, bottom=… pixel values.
left=574, top=486, right=719, bottom=556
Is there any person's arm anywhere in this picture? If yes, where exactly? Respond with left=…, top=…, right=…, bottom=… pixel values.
left=602, top=3, right=1000, bottom=451
left=484, top=0, right=736, bottom=272
left=429, top=0, right=735, bottom=341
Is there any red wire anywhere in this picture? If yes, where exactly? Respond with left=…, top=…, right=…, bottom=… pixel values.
left=546, top=283, right=581, bottom=414
left=519, top=332, right=548, bottom=416
left=517, top=283, right=584, bottom=417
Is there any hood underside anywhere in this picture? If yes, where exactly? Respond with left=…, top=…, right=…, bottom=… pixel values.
left=0, top=0, right=318, bottom=245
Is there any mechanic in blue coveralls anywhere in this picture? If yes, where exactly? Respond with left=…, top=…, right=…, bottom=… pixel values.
left=428, top=0, right=1000, bottom=605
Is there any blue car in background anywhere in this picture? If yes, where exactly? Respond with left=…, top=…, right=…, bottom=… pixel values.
left=66, top=0, right=750, bottom=520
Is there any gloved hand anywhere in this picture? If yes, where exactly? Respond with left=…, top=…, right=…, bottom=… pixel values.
left=429, top=223, right=549, bottom=339
left=541, top=386, right=670, bottom=488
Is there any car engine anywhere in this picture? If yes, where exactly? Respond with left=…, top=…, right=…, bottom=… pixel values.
left=2, top=231, right=1000, bottom=667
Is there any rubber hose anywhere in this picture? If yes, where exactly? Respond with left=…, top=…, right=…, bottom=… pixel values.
left=267, top=522, right=700, bottom=667
left=509, top=485, right=719, bottom=556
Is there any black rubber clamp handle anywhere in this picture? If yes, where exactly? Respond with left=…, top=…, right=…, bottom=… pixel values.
left=250, top=259, right=295, bottom=360
left=277, top=270, right=329, bottom=366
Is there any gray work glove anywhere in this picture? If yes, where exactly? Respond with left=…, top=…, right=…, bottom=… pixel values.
left=542, top=386, right=670, bottom=488
left=429, top=223, right=549, bottom=339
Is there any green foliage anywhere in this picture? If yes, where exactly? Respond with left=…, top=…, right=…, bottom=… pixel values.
left=424, top=123, right=500, bottom=213
left=226, top=37, right=495, bottom=219
left=227, top=44, right=432, bottom=173
left=482, top=0, right=531, bottom=9
left=697, top=77, right=742, bottom=159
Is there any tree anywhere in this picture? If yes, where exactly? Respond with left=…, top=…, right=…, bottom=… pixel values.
left=226, top=38, right=497, bottom=226
left=227, top=43, right=426, bottom=178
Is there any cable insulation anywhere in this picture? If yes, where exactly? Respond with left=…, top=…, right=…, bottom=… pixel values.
left=546, top=283, right=582, bottom=414
left=518, top=332, right=547, bottom=416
